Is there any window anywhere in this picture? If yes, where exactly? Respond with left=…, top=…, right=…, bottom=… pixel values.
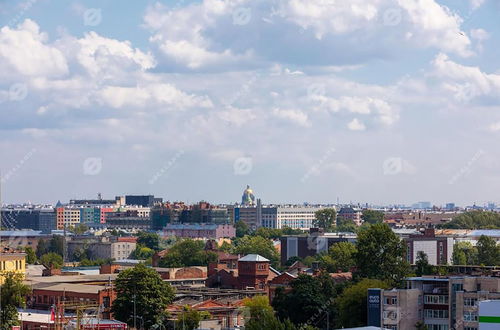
left=424, top=309, right=449, bottom=319
left=463, top=311, right=478, bottom=322
left=464, top=327, right=477, bottom=330
left=464, top=298, right=477, bottom=307
left=384, top=297, right=398, bottom=305
left=428, top=325, right=448, bottom=330
left=424, top=295, right=449, bottom=304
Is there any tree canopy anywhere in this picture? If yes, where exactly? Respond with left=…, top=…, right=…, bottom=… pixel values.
left=361, top=210, right=384, bottom=224
left=159, top=239, right=218, bottom=268
left=235, top=220, right=250, bottom=238
left=442, top=211, right=500, bottom=229
left=40, top=252, right=64, bottom=269
left=0, top=272, right=31, bottom=329
left=273, top=273, right=339, bottom=328
left=415, top=251, right=434, bottom=276
left=232, top=235, right=280, bottom=267
left=313, top=208, right=337, bottom=231
left=112, top=263, right=175, bottom=328
left=452, top=241, right=478, bottom=265
left=319, top=242, right=357, bottom=272
left=137, top=232, right=161, bottom=251
left=355, top=223, right=410, bottom=286
left=476, top=235, right=500, bottom=266
left=336, top=279, right=390, bottom=328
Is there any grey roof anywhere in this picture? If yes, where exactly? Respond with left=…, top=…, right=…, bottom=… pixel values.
left=0, top=230, right=44, bottom=236
left=467, top=230, right=500, bottom=237
left=238, top=254, right=269, bottom=262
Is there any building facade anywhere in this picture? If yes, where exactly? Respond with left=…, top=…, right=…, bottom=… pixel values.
left=369, top=276, right=500, bottom=330
left=404, top=228, right=454, bottom=265
left=0, top=250, right=26, bottom=284
left=280, top=230, right=357, bottom=265
left=163, top=223, right=236, bottom=239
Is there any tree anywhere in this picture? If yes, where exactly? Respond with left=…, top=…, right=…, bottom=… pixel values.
left=442, top=211, right=500, bottom=229
left=452, top=242, right=478, bottom=265
left=232, top=235, right=280, bottom=267
left=415, top=320, right=428, bottom=330
left=70, top=224, right=89, bottom=235
left=476, top=235, right=499, bottom=266
left=313, top=208, right=337, bottom=231
left=235, top=220, right=250, bottom=238
left=355, top=223, right=410, bottom=286
left=320, top=242, right=357, bottom=272
left=40, top=252, right=63, bottom=269
left=137, top=232, right=161, bottom=251
left=132, top=245, right=155, bottom=260
left=415, top=251, right=434, bottom=276
left=273, top=273, right=337, bottom=327
left=112, top=263, right=175, bottom=328
left=336, top=279, right=390, bottom=328
left=0, top=272, right=31, bottom=329
left=159, top=239, right=218, bottom=268
left=244, top=296, right=298, bottom=330
left=335, top=218, right=358, bottom=233
left=361, top=210, right=384, bottom=224
left=24, top=246, right=37, bottom=264
left=48, top=235, right=65, bottom=256
left=175, top=306, right=210, bottom=330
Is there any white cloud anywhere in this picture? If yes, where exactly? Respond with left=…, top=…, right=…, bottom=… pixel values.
left=347, top=118, right=366, bottom=131
left=0, top=19, right=68, bottom=79
left=432, top=53, right=500, bottom=99
left=272, top=108, right=311, bottom=127
left=469, top=0, right=485, bottom=10
left=488, top=122, right=500, bottom=132
left=98, top=83, right=213, bottom=110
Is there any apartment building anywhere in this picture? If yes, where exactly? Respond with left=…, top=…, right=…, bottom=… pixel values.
left=337, top=206, right=363, bottom=226
left=368, top=276, right=500, bottom=330
left=404, top=228, right=454, bottom=265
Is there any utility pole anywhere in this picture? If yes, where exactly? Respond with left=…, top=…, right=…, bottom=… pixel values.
left=133, top=294, right=137, bottom=330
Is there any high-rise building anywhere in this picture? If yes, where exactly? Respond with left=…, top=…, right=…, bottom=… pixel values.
left=1, top=208, right=56, bottom=233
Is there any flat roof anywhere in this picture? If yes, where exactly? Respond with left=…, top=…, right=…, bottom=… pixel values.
left=32, top=283, right=107, bottom=294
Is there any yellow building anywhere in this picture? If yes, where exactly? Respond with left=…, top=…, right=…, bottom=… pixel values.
left=0, top=251, right=26, bottom=284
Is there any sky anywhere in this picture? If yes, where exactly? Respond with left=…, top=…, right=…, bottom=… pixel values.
left=1, top=0, right=500, bottom=206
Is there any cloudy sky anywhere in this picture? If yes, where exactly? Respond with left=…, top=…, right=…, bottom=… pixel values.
left=1, top=0, right=500, bottom=206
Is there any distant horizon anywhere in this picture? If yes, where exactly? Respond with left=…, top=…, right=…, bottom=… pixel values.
left=2, top=1, right=500, bottom=206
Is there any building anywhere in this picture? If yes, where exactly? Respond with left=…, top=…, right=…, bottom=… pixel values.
left=162, top=223, right=235, bottom=240
left=479, top=300, right=500, bottom=329
left=404, top=228, right=454, bottom=265
left=67, top=237, right=136, bottom=261
left=241, top=185, right=256, bottom=206
left=337, top=206, right=363, bottom=226
left=1, top=208, right=56, bottom=233
left=206, top=254, right=279, bottom=291
left=0, top=230, right=49, bottom=250
left=103, top=210, right=151, bottom=230
left=122, top=195, right=158, bottom=207
left=261, top=205, right=325, bottom=230
left=280, top=229, right=357, bottom=265
left=28, top=283, right=116, bottom=319
left=368, top=276, right=500, bottom=330
left=0, top=249, right=26, bottom=284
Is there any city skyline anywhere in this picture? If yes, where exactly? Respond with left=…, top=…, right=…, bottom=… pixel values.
left=2, top=0, right=500, bottom=205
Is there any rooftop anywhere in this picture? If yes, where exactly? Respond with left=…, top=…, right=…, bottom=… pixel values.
left=238, top=254, right=269, bottom=262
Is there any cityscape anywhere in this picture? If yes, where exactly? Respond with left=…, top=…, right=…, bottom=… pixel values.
left=2, top=1, right=500, bottom=330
